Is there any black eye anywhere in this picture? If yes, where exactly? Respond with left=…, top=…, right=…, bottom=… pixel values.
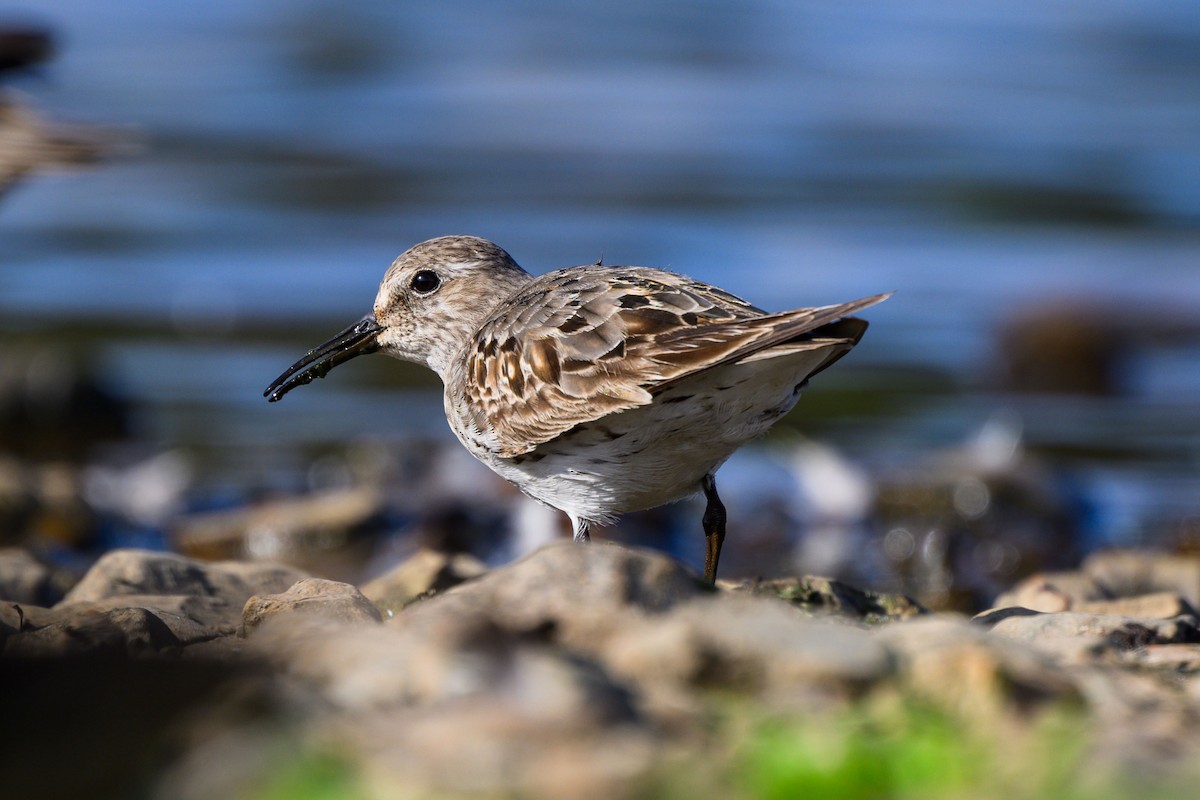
left=410, top=270, right=441, bottom=294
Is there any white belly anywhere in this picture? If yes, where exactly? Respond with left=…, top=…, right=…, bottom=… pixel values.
left=465, top=349, right=830, bottom=523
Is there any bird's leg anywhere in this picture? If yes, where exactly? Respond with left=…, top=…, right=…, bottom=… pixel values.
left=701, top=473, right=726, bottom=583
left=572, top=516, right=591, bottom=543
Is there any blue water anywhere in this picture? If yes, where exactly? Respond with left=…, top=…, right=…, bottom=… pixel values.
left=3, top=0, right=1200, bottom=551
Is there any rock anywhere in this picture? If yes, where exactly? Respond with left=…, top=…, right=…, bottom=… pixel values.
left=1074, top=592, right=1196, bottom=619
left=1083, top=550, right=1200, bottom=608
left=248, top=613, right=635, bottom=722
left=361, top=548, right=488, bottom=617
left=991, top=570, right=1109, bottom=612
left=51, top=595, right=235, bottom=642
left=332, top=703, right=655, bottom=800
left=172, top=487, right=385, bottom=565
left=0, top=601, right=55, bottom=632
left=63, top=549, right=308, bottom=606
left=604, top=594, right=893, bottom=704
left=241, top=578, right=381, bottom=634
left=377, top=545, right=894, bottom=725
left=875, top=615, right=1081, bottom=718
left=0, top=348, right=132, bottom=464
left=1133, top=644, right=1200, bottom=672
left=3, top=607, right=180, bottom=658
left=0, top=548, right=73, bottom=605
left=726, top=575, right=925, bottom=622
left=0, top=25, right=54, bottom=74
left=988, top=611, right=1200, bottom=664
left=398, top=542, right=710, bottom=652
left=995, top=303, right=1126, bottom=395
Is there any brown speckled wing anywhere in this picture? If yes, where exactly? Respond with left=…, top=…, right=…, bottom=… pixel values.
left=456, top=264, right=888, bottom=457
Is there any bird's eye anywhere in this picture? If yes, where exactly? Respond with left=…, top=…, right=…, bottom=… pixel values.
left=410, top=270, right=441, bottom=294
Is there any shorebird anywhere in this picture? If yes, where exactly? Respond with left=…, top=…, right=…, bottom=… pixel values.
left=265, top=236, right=888, bottom=582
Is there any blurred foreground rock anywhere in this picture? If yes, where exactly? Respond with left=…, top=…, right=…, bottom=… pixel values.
left=0, top=544, right=1198, bottom=799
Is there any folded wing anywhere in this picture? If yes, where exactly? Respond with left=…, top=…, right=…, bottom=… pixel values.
left=455, top=264, right=889, bottom=458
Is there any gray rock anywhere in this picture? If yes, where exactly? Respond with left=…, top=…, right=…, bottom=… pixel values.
left=361, top=548, right=488, bottom=617
left=725, top=575, right=926, bottom=622
left=324, top=702, right=655, bottom=799
left=1134, top=644, right=1200, bottom=672
left=398, top=541, right=710, bottom=653
left=1074, top=592, right=1196, bottom=619
left=875, top=615, right=1081, bottom=715
left=1083, top=550, right=1200, bottom=608
left=172, top=486, right=384, bottom=563
left=988, top=610, right=1200, bottom=665
left=0, top=549, right=54, bottom=604
left=241, top=578, right=381, bottom=635
left=248, top=613, right=636, bottom=725
left=992, top=570, right=1109, bottom=612
left=63, top=549, right=308, bottom=606
left=51, top=595, right=235, bottom=642
left=604, top=594, right=893, bottom=703
left=3, top=607, right=180, bottom=658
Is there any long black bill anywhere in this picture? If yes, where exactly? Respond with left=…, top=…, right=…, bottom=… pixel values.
left=264, top=314, right=383, bottom=402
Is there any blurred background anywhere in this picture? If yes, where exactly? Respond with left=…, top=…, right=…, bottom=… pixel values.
left=3, top=0, right=1199, bottom=609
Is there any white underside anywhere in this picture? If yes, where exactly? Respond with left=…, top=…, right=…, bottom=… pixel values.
left=457, top=347, right=837, bottom=525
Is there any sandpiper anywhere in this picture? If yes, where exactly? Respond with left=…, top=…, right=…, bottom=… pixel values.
left=265, top=236, right=888, bottom=582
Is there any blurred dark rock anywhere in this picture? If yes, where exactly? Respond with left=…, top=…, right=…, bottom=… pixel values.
left=0, top=24, right=53, bottom=74
left=1082, top=549, right=1200, bottom=608
left=0, top=457, right=98, bottom=550
left=725, top=575, right=926, bottom=622
left=241, top=577, right=380, bottom=634
left=0, top=547, right=73, bottom=604
left=360, top=546, right=487, bottom=616
left=0, top=348, right=133, bottom=463
left=0, top=654, right=263, bottom=800
left=4, top=606, right=181, bottom=659
left=63, top=548, right=308, bottom=606
left=995, top=304, right=1126, bottom=395
left=52, top=594, right=240, bottom=641
left=874, top=434, right=1084, bottom=611
left=172, top=487, right=386, bottom=576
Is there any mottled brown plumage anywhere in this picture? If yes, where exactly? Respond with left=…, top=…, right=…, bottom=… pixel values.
left=265, top=235, right=889, bottom=581
left=457, top=266, right=884, bottom=458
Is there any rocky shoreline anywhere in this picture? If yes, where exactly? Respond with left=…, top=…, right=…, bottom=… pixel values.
left=3, top=544, right=1199, bottom=799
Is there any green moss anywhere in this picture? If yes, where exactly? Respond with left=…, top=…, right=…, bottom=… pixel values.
left=252, top=751, right=366, bottom=800
left=644, top=700, right=1193, bottom=800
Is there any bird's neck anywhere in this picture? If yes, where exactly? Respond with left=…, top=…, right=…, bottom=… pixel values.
left=426, top=270, right=533, bottom=383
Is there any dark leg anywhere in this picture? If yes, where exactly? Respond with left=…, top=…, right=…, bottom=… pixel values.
left=701, top=473, right=726, bottom=583
left=572, top=516, right=591, bottom=543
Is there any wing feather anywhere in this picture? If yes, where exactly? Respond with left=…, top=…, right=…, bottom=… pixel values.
left=452, top=264, right=889, bottom=457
